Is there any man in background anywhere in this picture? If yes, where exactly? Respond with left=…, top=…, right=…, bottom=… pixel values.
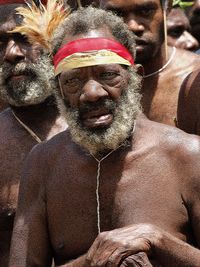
left=100, top=0, right=200, bottom=126
left=0, top=1, right=67, bottom=265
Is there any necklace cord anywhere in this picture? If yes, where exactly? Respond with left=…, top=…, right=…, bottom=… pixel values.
left=90, top=121, right=136, bottom=234
left=144, top=47, right=176, bottom=78
left=12, top=110, right=42, bottom=143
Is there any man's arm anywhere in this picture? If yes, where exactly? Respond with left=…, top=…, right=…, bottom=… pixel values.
left=9, top=145, right=53, bottom=267
left=177, top=70, right=200, bottom=135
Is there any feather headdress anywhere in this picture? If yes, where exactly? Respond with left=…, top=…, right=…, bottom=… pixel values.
left=10, top=0, right=70, bottom=53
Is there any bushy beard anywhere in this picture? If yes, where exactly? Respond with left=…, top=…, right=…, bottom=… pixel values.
left=0, top=54, right=56, bottom=106
left=56, top=69, right=142, bottom=155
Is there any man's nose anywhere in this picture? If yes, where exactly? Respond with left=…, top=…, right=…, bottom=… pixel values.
left=183, top=31, right=199, bottom=50
left=3, top=40, right=25, bottom=64
left=80, top=79, right=109, bottom=103
left=126, top=16, right=145, bottom=36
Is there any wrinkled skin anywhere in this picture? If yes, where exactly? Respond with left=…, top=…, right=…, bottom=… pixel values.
left=101, top=0, right=200, bottom=126
left=167, top=7, right=199, bottom=51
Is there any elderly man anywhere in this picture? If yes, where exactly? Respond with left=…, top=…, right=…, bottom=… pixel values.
left=0, top=1, right=67, bottom=266
left=9, top=6, right=200, bottom=267
left=100, top=0, right=200, bottom=126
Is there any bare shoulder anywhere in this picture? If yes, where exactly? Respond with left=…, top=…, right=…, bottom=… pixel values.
left=138, top=114, right=200, bottom=162
left=23, top=129, right=75, bottom=168
left=0, top=108, right=16, bottom=132
left=172, top=48, right=200, bottom=74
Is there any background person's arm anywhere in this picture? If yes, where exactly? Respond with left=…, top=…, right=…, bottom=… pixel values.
left=177, top=70, right=200, bottom=135
left=9, top=145, right=53, bottom=267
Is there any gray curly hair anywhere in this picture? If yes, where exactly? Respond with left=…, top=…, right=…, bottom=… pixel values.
left=52, top=7, right=136, bottom=58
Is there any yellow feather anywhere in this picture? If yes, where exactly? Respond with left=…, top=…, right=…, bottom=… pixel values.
left=10, top=0, right=70, bottom=52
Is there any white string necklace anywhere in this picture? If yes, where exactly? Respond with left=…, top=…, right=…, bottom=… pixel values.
left=12, top=110, right=42, bottom=143
left=90, top=121, right=136, bottom=234
left=144, top=47, right=176, bottom=78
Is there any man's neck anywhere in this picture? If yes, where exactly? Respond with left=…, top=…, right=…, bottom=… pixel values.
left=140, top=43, right=167, bottom=76
left=10, top=95, right=65, bottom=141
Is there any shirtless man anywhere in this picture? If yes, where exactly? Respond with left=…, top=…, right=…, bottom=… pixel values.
left=100, top=0, right=200, bottom=126
left=0, top=1, right=67, bottom=266
left=167, top=5, right=199, bottom=51
left=9, top=7, right=200, bottom=267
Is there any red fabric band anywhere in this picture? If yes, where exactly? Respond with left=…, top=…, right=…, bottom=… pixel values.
left=53, top=38, right=134, bottom=68
left=0, top=0, right=24, bottom=4
left=0, top=0, right=47, bottom=5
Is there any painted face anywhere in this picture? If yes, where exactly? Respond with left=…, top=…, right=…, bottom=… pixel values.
left=167, top=7, right=199, bottom=51
left=186, top=0, right=200, bottom=44
left=100, top=0, right=164, bottom=64
left=0, top=4, right=55, bottom=106
left=57, top=29, right=142, bottom=154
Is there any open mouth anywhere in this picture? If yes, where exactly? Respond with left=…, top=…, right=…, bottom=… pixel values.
left=81, top=108, right=114, bottom=128
left=7, top=70, right=35, bottom=82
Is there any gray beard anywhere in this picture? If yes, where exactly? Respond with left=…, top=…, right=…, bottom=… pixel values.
left=56, top=68, right=142, bottom=155
left=0, top=54, right=56, bottom=106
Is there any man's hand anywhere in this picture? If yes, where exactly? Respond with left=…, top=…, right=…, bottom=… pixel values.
left=119, top=253, right=153, bottom=267
left=85, top=224, right=161, bottom=266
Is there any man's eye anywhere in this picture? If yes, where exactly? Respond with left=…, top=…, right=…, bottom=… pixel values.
left=168, top=27, right=184, bottom=38
left=137, top=7, right=155, bottom=17
left=64, top=77, right=80, bottom=84
left=135, top=7, right=156, bottom=17
left=100, top=72, right=119, bottom=79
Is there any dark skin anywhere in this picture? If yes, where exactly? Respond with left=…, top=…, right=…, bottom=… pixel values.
left=185, top=0, right=200, bottom=46
left=100, top=0, right=200, bottom=126
left=0, top=4, right=67, bottom=266
left=167, top=7, right=199, bottom=51
left=10, top=28, right=200, bottom=267
left=177, top=70, right=200, bottom=135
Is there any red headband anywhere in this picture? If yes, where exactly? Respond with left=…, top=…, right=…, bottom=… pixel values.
left=0, top=0, right=24, bottom=4
left=54, top=38, right=134, bottom=69
left=0, top=0, right=47, bottom=5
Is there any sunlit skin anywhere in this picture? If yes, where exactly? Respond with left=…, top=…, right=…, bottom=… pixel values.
left=0, top=4, right=67, bottom=267
left=167, top=7, right=199, bottom=51
left=101, top=0, right=200, bottom=126
left=185, top=0, right=200, bottom=46
left=9, top=26, right=200, bottom=267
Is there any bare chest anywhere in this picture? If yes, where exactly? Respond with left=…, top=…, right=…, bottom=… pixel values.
left=47, top=156, right=189, bottom=262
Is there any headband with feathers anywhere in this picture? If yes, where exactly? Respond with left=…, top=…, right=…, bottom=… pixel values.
left=10, top=0, right=70, bottom=52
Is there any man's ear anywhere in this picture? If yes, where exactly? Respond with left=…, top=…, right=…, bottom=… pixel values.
left=135, top=64, right=144, bottom=77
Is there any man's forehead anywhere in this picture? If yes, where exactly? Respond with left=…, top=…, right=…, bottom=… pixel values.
left=0, top=4, right=23, bottom=24
left=168, top=8, right=190, bottom=26
left=101, top=0, right=161, bottom=9
left=61, top=27, right=115, bottom=47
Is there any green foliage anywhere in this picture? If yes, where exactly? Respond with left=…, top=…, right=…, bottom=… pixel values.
left=173, top=0, right=194, bottom=9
